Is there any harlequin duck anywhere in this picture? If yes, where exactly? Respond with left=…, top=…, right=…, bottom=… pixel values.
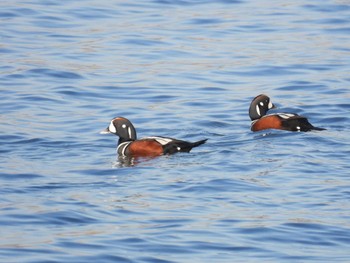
left=101, top=117, right=208, bottom=157
left=249, top=94, right=325, bottom=132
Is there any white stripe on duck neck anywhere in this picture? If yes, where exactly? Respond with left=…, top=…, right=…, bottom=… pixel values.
left=117, top=141, right=131, bottom=156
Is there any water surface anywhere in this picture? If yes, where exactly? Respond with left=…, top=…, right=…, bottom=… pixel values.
left=1, top=0, right=350, bottom=262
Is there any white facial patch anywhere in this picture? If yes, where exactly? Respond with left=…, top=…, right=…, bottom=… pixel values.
left=296, top=126, right=301, bottom=131
left=177, top=147, right=181, bottom=151
left=109, top=121, right=117, bottom=133
left=256, top=105, right=261, bottom=116
left=268, top=101, right=273, bottom=109
left=122, top=124, right=126, bottom=128
left=259, top=102, right=264, bottom=106
left=128, top=127, right=132, bottom=138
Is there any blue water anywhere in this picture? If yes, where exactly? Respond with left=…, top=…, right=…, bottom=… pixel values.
left=1, top=0, right=350, bottom=262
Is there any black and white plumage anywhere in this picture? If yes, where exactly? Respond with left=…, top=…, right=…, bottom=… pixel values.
left=101, top=117, right=207, bottom=156
left=249, top=94, right=325, bottom=132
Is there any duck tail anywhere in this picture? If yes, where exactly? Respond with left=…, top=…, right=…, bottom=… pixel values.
left=311, top=126, right=326, bottom=131
left=191, top=139, right=208, bottom=148
left=182, top=139, right=208, bottom=152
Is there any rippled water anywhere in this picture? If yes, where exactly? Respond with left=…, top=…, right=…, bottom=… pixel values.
left=1, top=0, right=350, bottom=262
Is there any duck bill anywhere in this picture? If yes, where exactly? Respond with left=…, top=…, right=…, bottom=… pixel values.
left=100, top=128, right=111, bottom=134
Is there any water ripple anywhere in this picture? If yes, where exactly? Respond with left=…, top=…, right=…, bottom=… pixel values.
left=26, top=68, right=83, bottom=79
left=1, top=0, right=350, bottom=262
